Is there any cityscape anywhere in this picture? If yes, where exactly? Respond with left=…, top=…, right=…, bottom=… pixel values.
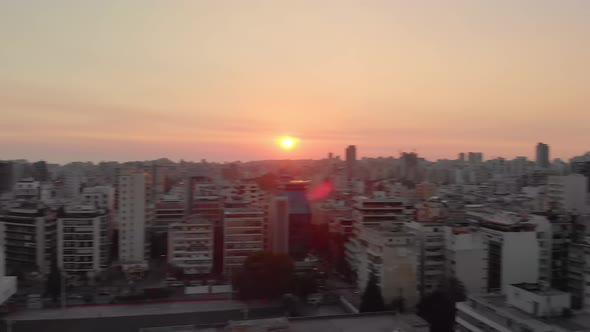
left=2, top=1, right=590, bottom=332
left=0, top=145, right=589, bottom=331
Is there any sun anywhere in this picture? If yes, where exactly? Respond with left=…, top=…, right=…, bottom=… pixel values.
left=279, top=136, right=297, bottom=150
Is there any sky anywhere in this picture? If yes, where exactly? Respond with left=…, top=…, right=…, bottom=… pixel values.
left=1, top=0, right=589, bottom=163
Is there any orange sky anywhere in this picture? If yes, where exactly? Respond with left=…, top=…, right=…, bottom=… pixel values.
left=1, top=1, right=589, bottom=163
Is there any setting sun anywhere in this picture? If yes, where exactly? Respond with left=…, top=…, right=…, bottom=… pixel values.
left=279, top=136, right=297, bottom=150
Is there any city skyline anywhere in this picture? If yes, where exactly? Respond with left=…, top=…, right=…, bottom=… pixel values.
left=1, top=1, right=590, bottom=163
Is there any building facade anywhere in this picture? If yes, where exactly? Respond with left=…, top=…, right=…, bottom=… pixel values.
left=117, top=169, right=151, bottom=270
left=223, top=208, right=264, bottom=276
left=168, top=217, right=213, bottom=275
left=57, top=204, right=110, bottom=284
left=0, top=201, right=56, bottom=274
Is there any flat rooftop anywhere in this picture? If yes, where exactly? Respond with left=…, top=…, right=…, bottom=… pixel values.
left=512, top=283, right=569, bottom=296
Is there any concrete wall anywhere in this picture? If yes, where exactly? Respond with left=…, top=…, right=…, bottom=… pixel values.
left=502, top=232, right=539, bottom=292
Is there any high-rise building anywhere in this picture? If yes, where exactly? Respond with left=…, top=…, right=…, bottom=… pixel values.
left=168, top=216, right=213, bottom=275
left=567, top=215, right=590, bottom=310
left=279, top=181, right=312, bottom=259
left=353, top=225, right=418, bottom=307
left=466, top=210, right=539, bottom=293
left=407, top=221, right=446, bottom=297
left=345, top=145, right=357, bottom=179
left=467, top=152, right=483, bottom=164
left=223, top=208, right=264, bottom=276
left=458, top=153, right=465, bottom=162
left=0, top=223, right=17, bottom=305
left=536, top=142, right=550, bottom=168
left=32, top=161, right=49, bottom=182
left=0, top=161, right=15, bottom=193
left=443, top=226, right=487, bottom=295
left=0, top=201, right=56, bottom=275
left=117, top=169, right=151, bottom=273
left=346, top=193, right=409, bottom=276
left=546, top=174, right=589, bottom=214
left=57, top=204, right=110, bottom=285
left=268, top=196, right=289, bottom=254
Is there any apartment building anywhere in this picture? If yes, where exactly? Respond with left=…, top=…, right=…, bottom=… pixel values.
left=0, top=201, right=56, bottom=275
left=352, top=225, right=418, bottom=307
left=466, top=210, right=540, bottom=293
left=407, top=221, right=446, bottom=297
left=444, top=225, right=487, bottom=295
left=223, top=208, right=264, bottom=276
left=346, top=193, right=409, bottom=274
left=546, top=175, right=589, bottom=214
left=0, top=223, right=17, bottom=305
left=117, top=169, right=152, bottom=274
left=167, top=216, right=213, bottom=275
left=57, top=204, right=110, bottom=284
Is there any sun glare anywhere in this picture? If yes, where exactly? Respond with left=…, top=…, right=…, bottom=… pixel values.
left=279, top=136, right=297, bottom=150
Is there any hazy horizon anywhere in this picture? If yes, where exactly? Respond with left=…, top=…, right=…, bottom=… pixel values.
left=2, top=1, right=589, bottom=163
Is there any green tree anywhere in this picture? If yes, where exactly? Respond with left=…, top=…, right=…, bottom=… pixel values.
left=233, top=251, right=294, bottom=300
left=359, top=273, right=385, bottom=312
left=45, top=258, right=62, bottom=302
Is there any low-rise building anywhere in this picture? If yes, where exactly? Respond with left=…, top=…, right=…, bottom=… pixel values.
left=456, top=283, right=585, bottom=332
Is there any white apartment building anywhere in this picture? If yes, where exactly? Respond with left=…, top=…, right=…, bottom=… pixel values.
left=346, top=193, right=409, bottom=273
left=168, top=216, right=213, bottom=275
left=82, top=186, right=115, bottom=211
left=546, top=174, right=590, bottom=214
left=528, top=213, right=572, bottom=291
left=57, top=204, right=109, bottom=284
left=117, top=169, right=151, bottom=272
left=223, top=208, right=264, bottom=276
left=353, top=225, right=418, bottom=307
left=0, top=201, right=56, bottom=274
left=471, top=211, right=540, bottom=293
left=0, top=223, right=17, bottom=305
left=407, top=221, right=446, bottom=297
left=456, top=283, right=580, bottom=332
left=444, top=226, right=487, bottom=295
left=13, top=178, right=40, bottom=200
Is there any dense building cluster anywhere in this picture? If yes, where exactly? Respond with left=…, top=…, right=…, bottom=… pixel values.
left=1, top=145, right=590, bottom=331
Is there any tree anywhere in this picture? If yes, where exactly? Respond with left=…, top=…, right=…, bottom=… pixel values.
left=45, top=258, right=62, bottom=302
left=359, top=273, right=385, bottom=312
left=292, top=274, right=318, bottom=299
left=417, top=277, right=467, bottom=332
left=233, top=251, right=294, bottom=300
